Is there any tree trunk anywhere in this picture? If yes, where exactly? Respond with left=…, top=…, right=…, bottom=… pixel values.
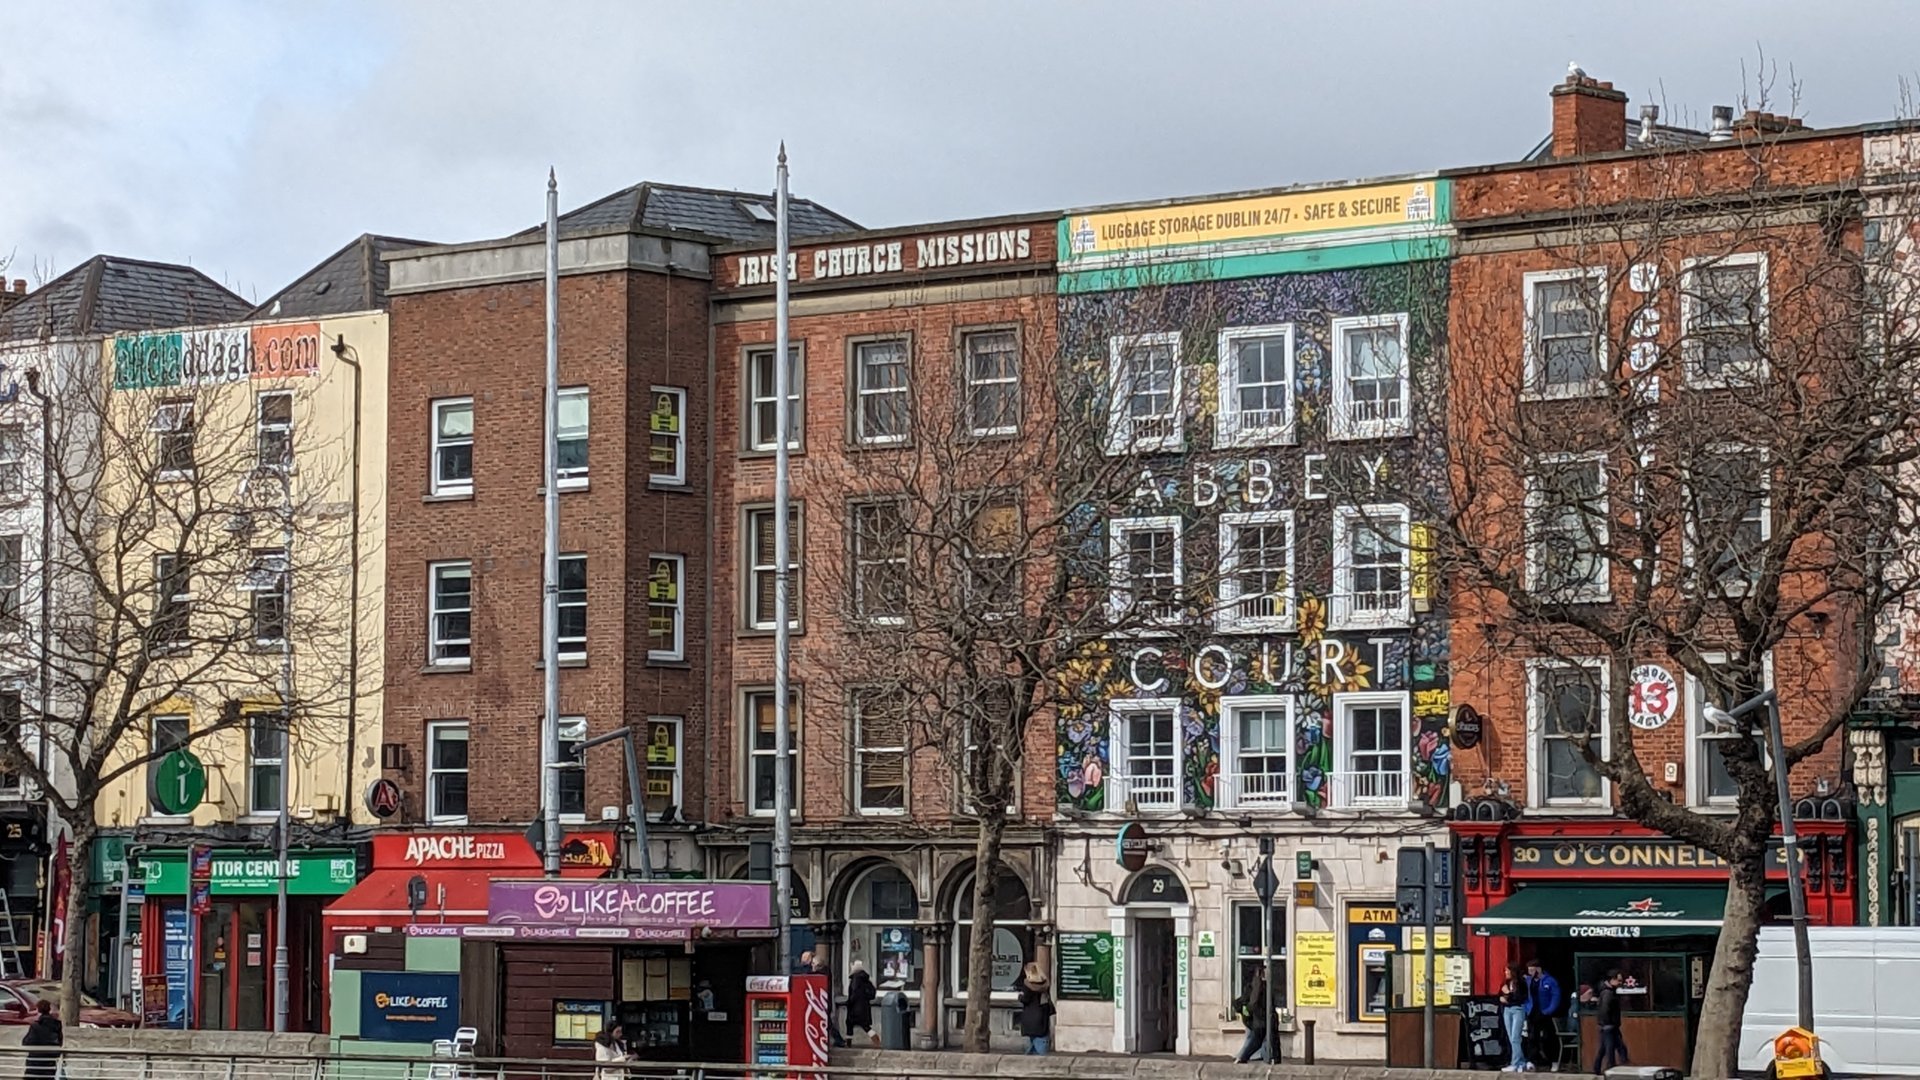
left=1689, top=847, right=1769, bottom=1079
left=961, top=807, right=1010, bottom=1053
left=58, top=820, right=93, bottom=1026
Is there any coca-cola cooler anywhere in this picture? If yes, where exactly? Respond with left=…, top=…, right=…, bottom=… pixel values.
left=743, top=973, right=829, bottom=1069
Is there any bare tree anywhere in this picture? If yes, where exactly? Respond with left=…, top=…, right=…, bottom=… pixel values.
left=808, top=276, right=1243, bottom=1050
left=1422, top=118, right=1920, bottom=1076
left=0, top=333, right=358, bottom=1020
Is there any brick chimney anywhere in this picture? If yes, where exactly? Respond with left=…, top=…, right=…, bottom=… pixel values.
left=0, top=280, right=27, bottom=316
left=1550, top=72, right=1629, bottom=158
left=1730, top=109, right=1807, bottom=137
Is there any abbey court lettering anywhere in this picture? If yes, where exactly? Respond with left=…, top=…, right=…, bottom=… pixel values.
left=729, top=225, right=1041, bottom=287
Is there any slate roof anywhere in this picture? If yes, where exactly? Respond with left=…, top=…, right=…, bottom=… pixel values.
left=250, top=234, right=434, bottom=320
left=0, top=256, right=252, bottom=343
left=518, top=181, right=860, bottom=244
left=1522, top=116, right=1710, bottom=161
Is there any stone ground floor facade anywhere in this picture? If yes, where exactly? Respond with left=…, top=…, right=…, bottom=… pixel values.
left=1050, top=816, right=1447, bottom=1061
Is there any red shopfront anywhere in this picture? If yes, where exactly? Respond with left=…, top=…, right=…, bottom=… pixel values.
left=321, top=831, right=617, bottom=1031
left=1451, top=817, right=1854, bottom=1070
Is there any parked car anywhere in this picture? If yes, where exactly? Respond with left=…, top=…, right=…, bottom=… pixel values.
left=1740, top=926, right=1920, bottom=1076
left=0, top=981, right=137, bottom=1028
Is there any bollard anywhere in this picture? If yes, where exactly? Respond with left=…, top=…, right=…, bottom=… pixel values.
left=1302, top=1018, right=1315, bottom=1064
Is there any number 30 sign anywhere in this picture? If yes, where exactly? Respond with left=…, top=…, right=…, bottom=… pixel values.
left=1628, top=665, right=1679, bottom=730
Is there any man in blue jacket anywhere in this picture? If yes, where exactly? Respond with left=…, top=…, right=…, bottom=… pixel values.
left=1525, top=958, right=1564, bottom=1070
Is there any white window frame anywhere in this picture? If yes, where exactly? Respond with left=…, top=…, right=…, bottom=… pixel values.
left=1681, top=252, right=1770, bottom=387
left=1684, top=651, right=1775, bottom=809
left=643, top=716, right=684, bottom=822
left=427, top=560, right=472, bottom=668
left=1218, top=509, right=1295, bottom=633
left=242, top=547, right=289, bottom=646
left=1522, top=267, right=1609, bottom=399
left=647, top=386, right=687, bottom=487
left=557, top=715, right=587, bottom=822
left=0, top=536, right=21, bottom=625
left=746, top=506, right=802, bottom=632
left=746, top=344, right=803, bottom=453
left=1684, top=445, right=1770, bottom=598
left=744, top=688, right=800, bottom=818
left=430, top=397, right=474, bottom=497
left=0, top=690, right=23, bottom=794
left=852, top=688, right=908, bottom=816
left=1107, top=515, right=1184, bottom=629
left=1105, top=332, right=1182, bottom=455
left=154, top=398, right=196, bottom=478
left=1230, top=900, right=1289, bottom=1018
left=959, top=684, right=1021, bottom=817
left=0, top=425, right=23, bottom=501
left=1215, top=324, right=1296, bottom=447
left=425, top=720, right=469, bottom=825
left=1106, top=697, right=1184, bottom=813
left=255, top=390, right=293, bottom=473
left=1526, top=658, right=1611, bottom=811
left=1330, top=504, right=1412, bottom=631
left=1526, top=452, right=1612, bottom=603
left=646, top=554, right=685, bottom=663
left=962, top=328, right=1021, bottom=437
left=153, top=553, right=192, bottom=648
left=1219, top=694, right=1295, bottom=810
left=555, top=553, right=586, bottom=662
left=853, top=337, right=911, bottom=446
left=145, top=713, right=190, bottom=817
left=1332, top=690, right=1410, bottom=809
left=850, top=501, right=907, bottom=626
left=555, top=386, right=589, bottom=488
left=246, top=710, right=285, bottom=817
left=1328, top=313, right=1411, bottom=440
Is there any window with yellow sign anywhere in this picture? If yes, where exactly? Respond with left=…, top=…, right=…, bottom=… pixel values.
left=645, top=717, right=682, bottom=820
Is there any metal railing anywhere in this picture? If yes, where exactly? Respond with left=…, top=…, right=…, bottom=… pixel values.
left=0, top=1047, right=1024, bottom=1080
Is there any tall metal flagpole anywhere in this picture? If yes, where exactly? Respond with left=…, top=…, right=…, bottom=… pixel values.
left=541, top=169, right=563, bottom=877
left=772, top=145, right=795, bottom=966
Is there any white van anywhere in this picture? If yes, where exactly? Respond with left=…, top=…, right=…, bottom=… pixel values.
left=1739, top=926, right=1920, bottom=1076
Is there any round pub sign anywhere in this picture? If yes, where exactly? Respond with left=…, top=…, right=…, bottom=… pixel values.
left=1116, top=823, right=1153, bottom=872
left=149, top=749, right=207, bottom=816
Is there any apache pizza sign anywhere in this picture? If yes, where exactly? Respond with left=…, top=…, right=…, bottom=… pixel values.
left=723, top=223, right=1047, bottom=289
left=372, top=831, right=617, bottom=870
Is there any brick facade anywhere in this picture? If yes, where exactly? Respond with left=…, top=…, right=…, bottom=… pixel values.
left=380, top=264, right=710, bottom=828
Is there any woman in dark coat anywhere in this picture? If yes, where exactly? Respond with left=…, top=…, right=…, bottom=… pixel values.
left=844, top=961, right=878, bottom=1045
left=22, top=1000, right=62, bottom=1080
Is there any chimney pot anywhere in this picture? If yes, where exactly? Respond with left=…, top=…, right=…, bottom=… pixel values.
left=1551, top=72, right=1630, bottom=158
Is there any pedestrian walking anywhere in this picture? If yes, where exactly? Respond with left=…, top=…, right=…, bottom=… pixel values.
left=1016, top=962, right=1056, bottom=1055
left=22, top=1000, right=61, bottom=1080
left=1232, top=965, right=1270, bottom=1064
left=1500, top=962, right=1530, bottom=1071
left=593, top=1022, right=628, bottom=1080
left=1591, top=971, right=1629, bottom=1076
left=1526, top=958, right=1565, bottom=1070
left=845, top=960, right=878, bottom=1047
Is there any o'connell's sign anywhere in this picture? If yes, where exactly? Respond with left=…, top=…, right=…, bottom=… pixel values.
left=1508, top=836, right=1791, bottom=876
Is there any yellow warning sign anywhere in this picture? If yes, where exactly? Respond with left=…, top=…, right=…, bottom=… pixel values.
left=1294, top=931, right=1337, bottom=1007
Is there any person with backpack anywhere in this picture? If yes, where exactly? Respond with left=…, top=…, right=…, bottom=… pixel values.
left=21, top=999, right=61, bottom=1080
left=845, top=961, right=878, bottom=1046
left=1232, top=965, right=1271, bottom=1064
left=1017, top=962, right=1056, bottom=1054
left=1591, top=970, right=1629, bottom=1075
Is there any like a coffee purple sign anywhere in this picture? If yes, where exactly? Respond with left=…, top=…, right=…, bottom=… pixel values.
left=488, top=880, right=773, bottom=929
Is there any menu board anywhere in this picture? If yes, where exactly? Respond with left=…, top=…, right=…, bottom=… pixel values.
left=1055, top=931, right=1114, bottom=1001
left=1459, top=994, right=1509, bottom=1069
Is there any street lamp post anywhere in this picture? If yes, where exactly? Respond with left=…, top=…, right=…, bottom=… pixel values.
left=1704, top=689, right=1813, bottom=1032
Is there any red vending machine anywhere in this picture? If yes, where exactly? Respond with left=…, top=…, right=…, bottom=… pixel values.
left=743, top=974, right=830, bottom=1069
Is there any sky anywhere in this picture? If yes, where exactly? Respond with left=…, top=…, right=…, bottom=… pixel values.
left=2, top=0, right=1917, bottom=302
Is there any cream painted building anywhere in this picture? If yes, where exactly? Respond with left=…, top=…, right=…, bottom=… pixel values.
left=82, top=300, right=390, bottom=1029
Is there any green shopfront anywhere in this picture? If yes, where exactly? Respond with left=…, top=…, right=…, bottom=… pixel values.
left=135, top=847, right=357, bottom=1031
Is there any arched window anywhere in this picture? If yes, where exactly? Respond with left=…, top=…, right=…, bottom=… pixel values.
left=949, top=870, right=1035, bottom=998
left=844, top=864, right=921, bottom=995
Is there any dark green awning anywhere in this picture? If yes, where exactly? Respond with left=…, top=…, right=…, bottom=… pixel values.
left=1466, top=885, right=1728, bottom=940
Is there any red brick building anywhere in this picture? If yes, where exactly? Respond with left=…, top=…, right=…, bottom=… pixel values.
left=1439, top=75, right=1869, bottom=1069
left=708, top=214, right=1057, bottom=1044
left=375, top=183, right=857, bottom=858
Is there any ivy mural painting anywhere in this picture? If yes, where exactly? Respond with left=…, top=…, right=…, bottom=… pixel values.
left=1055, top=259, right=1452, bottom=814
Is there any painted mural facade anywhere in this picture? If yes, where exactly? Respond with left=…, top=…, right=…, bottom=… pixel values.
left=1046, top=177, right=1456, bottom=1061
